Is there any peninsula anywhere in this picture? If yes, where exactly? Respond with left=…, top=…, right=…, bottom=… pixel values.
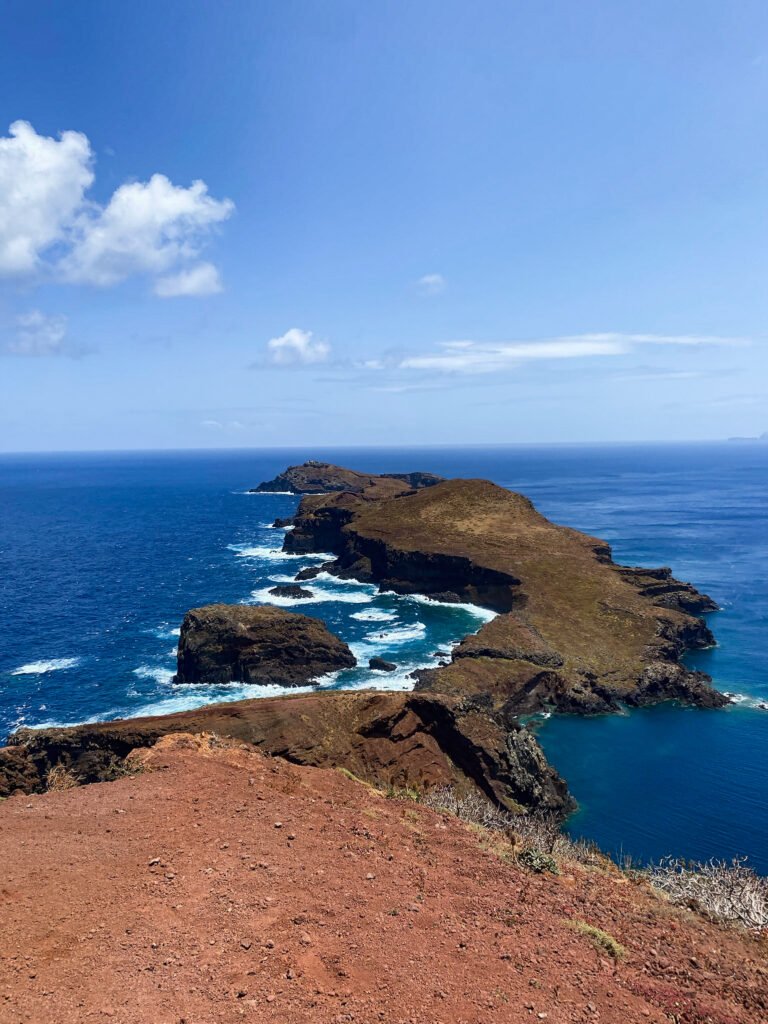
left=0, top=461, right=725, bottom=819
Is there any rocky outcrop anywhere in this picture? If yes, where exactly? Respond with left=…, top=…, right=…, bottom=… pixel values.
left=369, top=657, right=397, bottom=672
left=268, top=585, right=314, bottom=600
left=280, top=470, right=727, bottom=714
left=0, top=691, right=572, bottom=814
left=173, top=604, right=355, bottom=687
left=251, top=460, right=443, bottom=495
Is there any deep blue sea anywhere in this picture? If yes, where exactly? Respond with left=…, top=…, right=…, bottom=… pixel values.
left=1, top=445, right=766, bottom=871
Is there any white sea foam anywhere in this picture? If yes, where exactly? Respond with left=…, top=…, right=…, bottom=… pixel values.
left=724, top=692, right=768, bottom=710
left=350, top=609, right=398, bottom=623
left=12, top=657, right=81, bottom=676
left=227, top=543, right=333, bottom=562
left=133, top=665, right=176, bottom=685
left=130, top=680, right=318, bottom=718
left=250, top=585, right=374, bottom=607
left=151, top=623, right=181, bottom=639
left=234, top=490, right=295, bottom=496
left=404, top=593, right=498, bottom=622
left=363, top=622, right=427, bottom=645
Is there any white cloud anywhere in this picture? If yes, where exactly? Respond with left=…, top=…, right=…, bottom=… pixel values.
left=62, top=174, right=233, bottom=287
left=154, top=261, right=223, bottom=297
left=0, top=121, right=233, bottom=295
left=399, top=333, right=747, bottom=374
left=267, top=328, right=330, bottom=366
left=6, top=310, right=69, bottom=357
left=0, top=120, right=93, bottom=275
left=416, top=273, right=446, bottom=295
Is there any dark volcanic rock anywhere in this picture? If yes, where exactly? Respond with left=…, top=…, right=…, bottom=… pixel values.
left=369, top=657, right=397, bottom=672
left=295, top=565, right=323, bottom=581
left=268, top=584, right=314, bottom=600
left=272, top=516, right=295, bottom=529
left=0, top=691, right=573, bottom=815
left=173, top=604, right=355, bottom=687
left=251, top=460, right=443, bottom=495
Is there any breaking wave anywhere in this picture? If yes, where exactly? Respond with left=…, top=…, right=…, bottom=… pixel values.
left=12, top=657, right=81, bottom=676
left=350, top=609, right=398, bottom=623
left=249, top=584, right=375, bottom=607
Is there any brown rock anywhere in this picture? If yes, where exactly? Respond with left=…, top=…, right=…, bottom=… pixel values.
left=172, top=604, right=356, bottom=687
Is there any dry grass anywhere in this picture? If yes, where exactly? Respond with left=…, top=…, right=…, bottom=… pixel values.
left=417, top=784, right=600, bottom=868
left=45, top=764, right=79, bottom=791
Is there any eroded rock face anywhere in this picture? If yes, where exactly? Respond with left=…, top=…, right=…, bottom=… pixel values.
left=280, top=470, right=727, bottom=714
left=0, top=691, right=573, bottom=814
left=173, top=604, right=356, bottom=687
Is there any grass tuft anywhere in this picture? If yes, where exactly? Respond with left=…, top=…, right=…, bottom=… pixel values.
left=571, top=920, right=626, bottom=959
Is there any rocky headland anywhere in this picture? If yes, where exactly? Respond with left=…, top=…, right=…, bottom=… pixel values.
left=282, top=465, right=725, bottom=716
left=251, top=459, right=443, bottom=495
left=0, top=690, right=571, bottom=815
left=0, top=461, right=727, bottom=818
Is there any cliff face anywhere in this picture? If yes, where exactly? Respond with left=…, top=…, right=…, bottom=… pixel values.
left=0, top=690, right=572, bottom=814
left=173, top=604, right=356, bottom=687
left=283, top=473, right=725, bottom=715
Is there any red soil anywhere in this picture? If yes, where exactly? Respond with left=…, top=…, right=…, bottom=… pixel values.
left=0, top=735, right=765, bottom=1024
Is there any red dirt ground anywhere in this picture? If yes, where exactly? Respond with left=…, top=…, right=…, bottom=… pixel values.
left=0, top=734, right=765, bottom=1024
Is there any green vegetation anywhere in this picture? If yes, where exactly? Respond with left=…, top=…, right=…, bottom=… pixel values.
left=571, top=920, right=626, bottom=959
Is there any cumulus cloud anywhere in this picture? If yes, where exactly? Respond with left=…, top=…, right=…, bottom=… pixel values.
left=416, top=272, right=446, bottom=295
left=154, top=261, right=223, bottom=297
left=0, top=120, right=93, bottom=275
left=62, top=175, right=233, bottom=288
left=399, top=333, right=746, bottom=374
left=267, top=328, right=330, bottom=366
left=5, top=310, right=71, bottom=357
left=0, top=120, right=233, bottom=295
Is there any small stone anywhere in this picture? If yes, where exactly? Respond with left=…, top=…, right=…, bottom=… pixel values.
left=264, top=939, right=275, bottom=949
left=274, top=822, right=283, bottom=829
left=365, top=873, right=375, bottom=880
left=148, top=858, right=160, bottom=867
left=240, top=940, right=252, bottom=950
left=299, top=932, right=312, bottom=945
left=287, top=833, right=296, bottom=841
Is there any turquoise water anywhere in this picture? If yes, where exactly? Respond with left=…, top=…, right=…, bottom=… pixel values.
left=1, top=444, right=766, bottom=869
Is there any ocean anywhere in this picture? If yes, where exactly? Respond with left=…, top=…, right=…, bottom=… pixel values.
left=1, top=444, right=766, bottom=871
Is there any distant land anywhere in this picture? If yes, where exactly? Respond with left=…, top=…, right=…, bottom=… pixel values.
left=728, top=431, right=768, bottom=442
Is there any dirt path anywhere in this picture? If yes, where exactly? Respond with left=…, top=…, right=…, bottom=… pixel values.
left=0, top=735, right=765, bottom=1024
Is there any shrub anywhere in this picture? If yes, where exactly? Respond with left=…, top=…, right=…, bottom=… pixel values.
left=518, top=848, right=559, bottom=875
left=46, top=764, right=79, bottom=791
left=645, top=856, right=768, bottom=932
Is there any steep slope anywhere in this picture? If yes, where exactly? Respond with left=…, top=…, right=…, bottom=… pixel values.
left=0, top=735, right=764, bottom=1024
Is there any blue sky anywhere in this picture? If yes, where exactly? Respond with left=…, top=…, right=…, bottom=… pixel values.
left=1, top=0, right=767, bottom=450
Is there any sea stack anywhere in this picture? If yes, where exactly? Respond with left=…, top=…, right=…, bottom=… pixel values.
left=173, top=604, right=356, bottom=687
